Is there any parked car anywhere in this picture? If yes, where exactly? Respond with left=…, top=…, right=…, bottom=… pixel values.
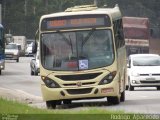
left=5, top=43, right=20, bottom=62
left=127, top=54, right=160, bottom=91
left=30, top=52, right=39, bottom=76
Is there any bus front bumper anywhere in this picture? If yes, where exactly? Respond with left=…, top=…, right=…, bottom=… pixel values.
left=41, top=81, right=120, bottom=101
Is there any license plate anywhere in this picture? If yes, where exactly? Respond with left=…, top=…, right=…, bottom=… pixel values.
left=101, top=88, right=114, bottom=93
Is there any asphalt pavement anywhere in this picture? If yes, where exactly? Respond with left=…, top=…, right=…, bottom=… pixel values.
left=0, top=57, right=160, bottom=114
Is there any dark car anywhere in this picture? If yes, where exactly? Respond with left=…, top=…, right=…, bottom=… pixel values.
left=30, top=52, right=39, bottom=76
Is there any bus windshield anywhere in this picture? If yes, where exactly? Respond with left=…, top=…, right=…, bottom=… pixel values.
left=41, top=29, right=114, bottom=71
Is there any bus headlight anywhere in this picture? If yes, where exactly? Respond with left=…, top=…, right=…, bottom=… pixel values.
left=99, top=71, right=116, bottom=85
left=42, top=77, right=60, bottom=88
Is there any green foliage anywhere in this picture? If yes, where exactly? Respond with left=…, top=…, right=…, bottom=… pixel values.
left=0, top=98, right=123, bottom=114
left=2, top=0, right=159, bottom=39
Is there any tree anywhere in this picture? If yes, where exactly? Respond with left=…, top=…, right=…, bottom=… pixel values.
left=1, top=0, right=159, bottom=39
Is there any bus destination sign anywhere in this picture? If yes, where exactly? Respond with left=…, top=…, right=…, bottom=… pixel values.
left=41, top=14, right=111, bottom=31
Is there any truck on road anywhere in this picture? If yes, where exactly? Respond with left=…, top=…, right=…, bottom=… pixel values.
left=123, top=17, right=150, bottom=57
left=13, top=36, right=26, bottom=56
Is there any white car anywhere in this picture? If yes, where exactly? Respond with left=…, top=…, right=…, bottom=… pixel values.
left=127, top=54, right=160, bottom=91
left=5, top=43, right=20, bottom=62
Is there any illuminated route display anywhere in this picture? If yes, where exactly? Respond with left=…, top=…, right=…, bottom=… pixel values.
left=41, top=14, right=111, bottom=31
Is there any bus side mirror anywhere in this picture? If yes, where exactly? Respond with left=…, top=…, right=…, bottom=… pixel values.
left=32, top=41, right=37, bottom=54
left=32, top=30, right=39, bottom=54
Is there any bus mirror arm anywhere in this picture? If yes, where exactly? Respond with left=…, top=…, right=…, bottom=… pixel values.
left=32, top=30, right=39, bottom=54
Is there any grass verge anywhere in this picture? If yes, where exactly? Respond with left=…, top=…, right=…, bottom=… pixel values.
left=0, top=98, right=153, bottom=120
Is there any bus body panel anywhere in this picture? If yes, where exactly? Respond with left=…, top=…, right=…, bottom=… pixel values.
left=40, top=59, right=123, bottom=101
left=117, top=45, right=127, bottom=93
left=41, top=73, right=120, bottom=101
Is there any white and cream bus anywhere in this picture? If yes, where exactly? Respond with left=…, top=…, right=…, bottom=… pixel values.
left=34, top=4, right=126, bottom=108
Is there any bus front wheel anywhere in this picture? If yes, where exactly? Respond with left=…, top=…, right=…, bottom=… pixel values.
left=120, top=91, right=125, bottom=102
left=107, top=96, right=120, bottom=105
left=157, top=87, right=160, bottom=90
left=46, top=100, right=61, bottom=109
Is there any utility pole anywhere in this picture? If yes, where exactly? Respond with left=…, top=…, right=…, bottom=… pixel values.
left=24, top=0, right=27, bottom=16
left=33, top=6, right=36, bottom=15
left=94, top=0, right=97, bottom=6
left=24, top=0, right=28, bottom=37
left=0, top=0, right=2, bottom=24
left=44, top=0, right=48, bottom=13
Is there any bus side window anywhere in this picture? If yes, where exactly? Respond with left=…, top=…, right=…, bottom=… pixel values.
left=113, top=19, right=125, bottom=49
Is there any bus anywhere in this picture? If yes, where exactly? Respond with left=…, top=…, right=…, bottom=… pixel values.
left=0, top=24, right=5, bottom=75
left=33, top=4, right=126, bottom=108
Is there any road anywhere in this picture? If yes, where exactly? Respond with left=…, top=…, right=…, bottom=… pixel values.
left=0, top=57, right=160, bottom=114
left=0, top=57, right=41, bottom=96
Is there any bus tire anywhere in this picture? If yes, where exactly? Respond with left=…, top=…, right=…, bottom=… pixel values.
left=157, top=87, right=160, bottom=90
left=46, top=100, right=60, bottom=109
left=107, top=96, right=120, bottom=105
left=120, top=91, right=125, bottom=102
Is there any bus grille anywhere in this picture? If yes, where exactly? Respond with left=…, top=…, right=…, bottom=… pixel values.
left=63, top=82, right=96, bottom=86
left=66, top=88, right=92, bottom=95
left=55, top=72, right=102, bottom=81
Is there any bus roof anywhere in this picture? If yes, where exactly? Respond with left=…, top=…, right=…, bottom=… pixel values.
left=40, top=5, right=122, bottom=22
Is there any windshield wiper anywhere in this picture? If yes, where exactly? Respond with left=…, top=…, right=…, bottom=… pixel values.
left=82, top=28, right=96, bottom=46
left=56, top=31, right=70, bottom=45
left=69, top=35, right=73, bottom=54
left=56, top=31, right=73, bottom=53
